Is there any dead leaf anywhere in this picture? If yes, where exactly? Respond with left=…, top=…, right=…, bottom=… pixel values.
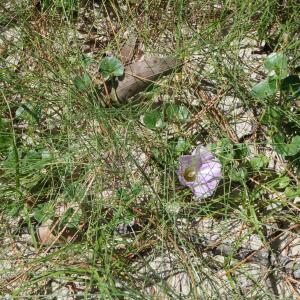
left=37, top=219, right=57, bottom=245
left=37, top=219, right=84, bottom=245
left=111, top=57, right=181, bottom=103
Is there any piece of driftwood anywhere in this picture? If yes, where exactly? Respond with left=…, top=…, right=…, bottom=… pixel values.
left=109, top=56, right=181, bottom=103
left=119, top=33, right=137, bottom=65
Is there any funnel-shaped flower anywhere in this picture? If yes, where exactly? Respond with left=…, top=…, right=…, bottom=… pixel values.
left=177, top=145, right=222, bottom=199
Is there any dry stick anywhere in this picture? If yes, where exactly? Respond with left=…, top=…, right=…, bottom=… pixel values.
left=198, top=89, right=240, bottom=143
left=184, top=88, right=240, bottom=143
left=168, top=237, right=198, bottom=299
left=286, top=277, right=300, bottom=286
left=184, top=89, right=225, bottom=131
left=280, top=234, right=297, bottom=254
left=205, top=238, right=295, bottom=271
left=284, top=277, right=300, bottom=298
left=225, top=223, right=299, bottom=276
left=156, top=220, right=198, bottom=299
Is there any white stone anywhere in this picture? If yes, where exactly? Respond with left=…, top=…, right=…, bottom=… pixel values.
left=248, top=234, right=263, bottom=250
left=167, top=272, right=191, bottom=296
left=230, top=110, right=254, bottom=139
left=289, top=238, right=300, bottom=257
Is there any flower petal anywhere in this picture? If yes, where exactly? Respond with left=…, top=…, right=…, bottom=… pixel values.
left=191, top=145, right=215, bottom=163
left=197, top=160, right=222, bottom=184
left=177, top=155, right=201, bottom=186
left=177, top=144, right=222, bottom=199
left=192, top=178, right=220, bottom=199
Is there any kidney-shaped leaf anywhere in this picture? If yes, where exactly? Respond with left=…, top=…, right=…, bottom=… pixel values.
left=99, top=56, right=124, bottom=79
left=251, top=76, right=277, bottom=99
left=273, top=135, right=300, bottom=156
left=264, top=52, right=288, bottom=78
left=166, top=104, right=189, bottom=122
left=143, top=110, right=163, bottom=129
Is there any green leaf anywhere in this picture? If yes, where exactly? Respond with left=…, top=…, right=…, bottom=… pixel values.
left=22, top=149, right=52, bottom=172
left=280, top=75, right=300, bottom=100
left=217, top=138, right=234, bottom=165
left=73, top=74, right=92, bottom=91
left=288, top=136, right=300, bottom=156
left=175, top=137, right=190, bottom=153
left=5, top=201, right=24, bottom=217
left=117, top=188, right=130, bottom=202
left=143, top=110, right=163, bottom=129
left=264, top=52, right=288, bottom=78
left=281, top=75, right=300, bottom=92
left=273, top=135, right=300, bottom=156
left=234, top=143, right=249, bottom=159
left=166, top=104, right=189, bottom=122
left=3, top=147, right=52, bottom=174
left=277, top=176, right=290, bottom=189
left=80, top=54, right=92, bottom=68
left=122, top=211, right=135, bottom=225
left=284, top=186, right=300, bottom=198
left=3, top=148, right=20, bottom=169
left=272, top=135, right=286, bottom=155
left=261, top=107, right=282, bottom=125
left=99, top=56, right=124, bottom=79
left=249, top=154, right=269, bottom=171
left=33, top=203, right=55, bottom=223
left=15, top=106, right=25, bottom=118
left=251, top=76, right=277, bottom=99
left=60, top=208, right=81, bottom=229
left=229, top=167, right=248, bottom=182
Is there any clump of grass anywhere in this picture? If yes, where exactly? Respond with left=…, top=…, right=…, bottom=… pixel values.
left=1, top=0, right=300, bottom=298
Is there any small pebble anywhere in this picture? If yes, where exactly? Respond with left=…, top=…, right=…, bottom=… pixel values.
left=293, top=268, right=300, bottom=279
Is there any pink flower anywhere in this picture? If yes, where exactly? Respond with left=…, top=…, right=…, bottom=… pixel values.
left=177, top=145, right=222, bottom=199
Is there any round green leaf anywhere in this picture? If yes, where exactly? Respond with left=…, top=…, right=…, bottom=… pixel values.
left=175, top=137, right=190, bottom=153
left=249, top=154, right=269, bottom=171
left=166, top=104, right=189, bottom=122
left=143, top=110, right=163, bottom=129
left=33, top=203, right=55, bottom=223
left=273, top=135, right=300, bottom=156
left=251, top=76, right=277, bottom=99
left=287, top=136, right=300, bottom=156
left=229, top=167, right=248, bottom=182
left=264, top=52, right=288, bottom=78
left=99, top=56, right=124, bottom=79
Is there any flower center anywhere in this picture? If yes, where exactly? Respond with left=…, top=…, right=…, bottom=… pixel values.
left=183, top=166, right=196, bottom=182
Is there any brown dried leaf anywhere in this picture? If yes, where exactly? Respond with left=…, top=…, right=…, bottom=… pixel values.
left=37, top=220, right=83, bottom=245
left=113, top=57, right=181, bottom=102
left=37, top=220, right=57, bottom=245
